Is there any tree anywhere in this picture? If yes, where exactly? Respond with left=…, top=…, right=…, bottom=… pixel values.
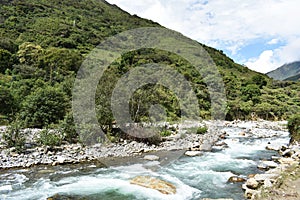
left=241, top=84, right=261, bottom=104
left=20, top=86, right=68, bottom=128
left=0, top=48, right=13, bottom=73
left=287, top=114, right=300, bottom=143
left=0, top=85, right=16, bottom=116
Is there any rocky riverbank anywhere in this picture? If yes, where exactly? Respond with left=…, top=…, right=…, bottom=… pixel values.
left=242, top=142, right=300, bottom=199
left=0, top=121, right=226, bottom=169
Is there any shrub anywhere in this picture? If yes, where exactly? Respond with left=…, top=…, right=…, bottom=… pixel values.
left=37, top=129, right=62, bottom=147
left=20, top=86, right=68, bottom=128
left=160, top=130, right=172, bottom=137
left=2, top=121, right=26, bottom=152
left=196, top=126, right=208, bottom=134
left=287, top=114, right=300, bottom=143
left=58, top=112, right=78, bottom=143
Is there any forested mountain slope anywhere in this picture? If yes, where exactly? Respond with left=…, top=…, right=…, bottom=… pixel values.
left=0, top=0, right=299, bottom=137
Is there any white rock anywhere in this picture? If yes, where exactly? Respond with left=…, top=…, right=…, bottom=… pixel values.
left=278, top=157, right=298, bottom=165
left=263, top=178, right=273, bottom=188
left=0, top=185, right=12, bottom=191
left=254, top=174, right=278, bottom=182
left=57, top=156, right=66, bottom=163
left=185, top=151, right=202, bottom=157
left=246, top=178, right=259, bottom=189
left=262, top=161, right=279, bottom=168
left=143, top=155, right=160, bottom=161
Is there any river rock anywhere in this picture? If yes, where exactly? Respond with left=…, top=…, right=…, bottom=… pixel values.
left=245, top=188, right=260, bottom=199
left=281, top=149, right=295, bottom=157
left=257, top=163, right=269, bottom=170
left=200, top=142, right=212, bottom=151
left=254, top=174, right=278, bottom=182
left=185, top=151, right=202, bottom=157
left=278, top=157, right=298, bottom=165
left=246, top=178, right=259, bottom=189
left=263, top=178, right=273, bottom=188
left=143, top=155, right=160, bottom=161
left=202, top=199, right=233, bottom=200
left=227, top=176, right=246, bottom=183
left=130, top=176, right=176, bottom=194
left=266, top=144, right=281, bottom=151
left=261, top=161, right=279, bottom=168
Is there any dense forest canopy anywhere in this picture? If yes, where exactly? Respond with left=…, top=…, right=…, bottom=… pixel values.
left=0, top=0, right=299, bottom=145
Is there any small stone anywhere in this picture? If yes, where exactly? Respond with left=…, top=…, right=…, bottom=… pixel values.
left=228, top=176, right=246, bottom=183
left=185, top=151, right=202, bottom=157
left=143, top=155, right=160, bottom=161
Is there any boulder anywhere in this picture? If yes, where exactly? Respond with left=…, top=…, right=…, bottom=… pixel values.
left=263, top=178, right=273, bottom=188
left=185, top=151, right=202, bottom=157
left=281, top=149, right=295, bottom=157
left=278, top=157, right=298, bottom=165
left=200, top=142, right=212, bottom=151
left=266, top=144, right=281, bottom=151
left=202, top=198, right=233, bottom=200
left=245, top=188, right=260, bottom=199
left=257, top=163, right=269, bottom=170
left=227, top=176, right=246, bottom=183
left=143, top=155, right=160, bottom=161
left=246, top=178, right=259, bottom=189
left=254, top=174, right=278, bottom=182
left=130, top=176, right=176, bottom=195
left=261, top=161, right=279, bottom=168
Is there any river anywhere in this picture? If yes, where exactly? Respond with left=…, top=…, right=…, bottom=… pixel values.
left=0, top=121, right=289, bottom=200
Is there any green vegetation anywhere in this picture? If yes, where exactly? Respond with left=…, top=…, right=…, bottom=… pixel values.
left=287, top=114, right=300, bottom=143
left=196, top=126, right=208, bottom=134
left=0, top=0, right=299, bottom=147
left=2, top=121, right=26, bottom=152
left=37, top=129, right=62, bottom=147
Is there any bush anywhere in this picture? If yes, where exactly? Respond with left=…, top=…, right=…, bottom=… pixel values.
left=160, top=130, right=172, bottom=137
left=37, top=129, right=62, bottom=147
left=196, top=126, right=208, bottom=134
left=20, top=86, right=68, bottom=128
left=287, top=114, right=300, bottom=143
left=2, top=121, right=26, bottom=152
left=58, top=112, right=78, bottom=143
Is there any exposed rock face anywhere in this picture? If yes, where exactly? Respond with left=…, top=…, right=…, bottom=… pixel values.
left=130, top=176, right=176, bottom=195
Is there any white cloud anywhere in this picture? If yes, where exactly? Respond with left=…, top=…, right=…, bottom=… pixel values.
left=245, top=50, right=275, bottom=73
left=107, top=0, right=300, bottom=72
left=245, top=38, right=300, bottom=73
left=267, top=38, right=280, bottom=45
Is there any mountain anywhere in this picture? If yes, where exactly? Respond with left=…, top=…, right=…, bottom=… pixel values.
left=267, top=61, right=300, bottom=81
left=0, top=0, right=299, bottom=135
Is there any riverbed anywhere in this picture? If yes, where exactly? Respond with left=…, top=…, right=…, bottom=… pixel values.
left=0, top=121, right=290, bottom=200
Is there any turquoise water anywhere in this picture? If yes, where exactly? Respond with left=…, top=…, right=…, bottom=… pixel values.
left=0, top=123, right=289, bottom=200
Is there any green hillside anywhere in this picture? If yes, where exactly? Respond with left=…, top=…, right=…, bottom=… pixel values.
left=0, top=0, right=299, bottom=145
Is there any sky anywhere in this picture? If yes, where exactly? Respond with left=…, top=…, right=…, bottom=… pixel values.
left=106, top=0, right=300, bottom=73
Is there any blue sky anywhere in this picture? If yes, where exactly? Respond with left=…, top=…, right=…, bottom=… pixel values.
left=106, top=0, right=300, bottom=73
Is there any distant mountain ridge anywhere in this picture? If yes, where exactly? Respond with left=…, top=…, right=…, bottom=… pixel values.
left=267, top=61, right=300, bottom=81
